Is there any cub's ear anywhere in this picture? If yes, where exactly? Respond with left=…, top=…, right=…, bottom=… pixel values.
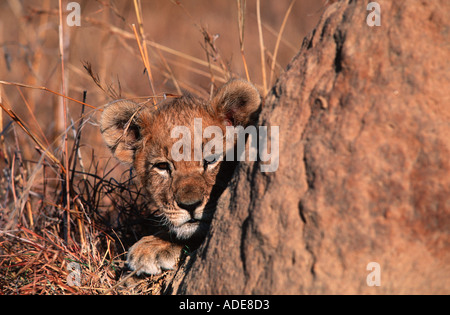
left=100, top=100, right=146, bottom=165
left=212, top=79, right=261, bottom=127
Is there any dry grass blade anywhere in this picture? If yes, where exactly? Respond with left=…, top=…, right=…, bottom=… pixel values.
left=5, top=155, right=44, bottom=230
left=58, top=0, right=72, bottom=243
left=15, top=87, right=50, bottom=148
left=237, top=0, right=251, bottom=82
left=0, top=88, right=7, bottom=164
left=155, top=48, right=182, bottom=95
left=0, top=101, right=65, bottom=173
left=269, top=0, right=297, bottom=88
left=132, top=0, right=157, bottom=103
left=256, top=0, right=267, bottom=96
left=132, top=23, right=157, bottom=105
left=0, top=80, right=96, bottom=110
left=237, top=0, right=246, bottom=52
left=104, top=269, right=137, bottom=294
left=200, top=27, right=231, bottom=97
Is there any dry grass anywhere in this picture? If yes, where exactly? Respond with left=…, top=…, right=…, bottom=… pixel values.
left=0, top=0, right=324, bottom=295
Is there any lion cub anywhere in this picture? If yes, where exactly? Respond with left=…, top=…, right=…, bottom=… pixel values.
left=100, top=80, right=261, bottom=275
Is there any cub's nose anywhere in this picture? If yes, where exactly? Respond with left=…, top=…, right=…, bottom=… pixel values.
left=176, top=199, right=203, bottom=214
left=174, top=175, right=206, bottom=216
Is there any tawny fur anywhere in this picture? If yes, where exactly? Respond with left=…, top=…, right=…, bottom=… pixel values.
left=100, top=79, right=261, bottom=275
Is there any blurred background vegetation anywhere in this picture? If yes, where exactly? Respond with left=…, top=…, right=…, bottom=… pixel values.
left=1, top=0, right=323, bottom=154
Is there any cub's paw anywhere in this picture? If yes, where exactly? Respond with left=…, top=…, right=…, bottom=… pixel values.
left=127, top=236, right=183, bottom=275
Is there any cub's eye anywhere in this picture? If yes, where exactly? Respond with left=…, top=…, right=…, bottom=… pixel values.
left=203, top=156, right=220, bottom=170
left=154, top=162, right=170, bottom=172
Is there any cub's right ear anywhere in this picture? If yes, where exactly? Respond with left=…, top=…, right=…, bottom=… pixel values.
left=212, top=79, right=261, bottom=127
left=100, top=100, right=146, bottom=165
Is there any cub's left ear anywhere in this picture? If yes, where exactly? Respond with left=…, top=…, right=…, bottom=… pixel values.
left=212, top=79, right=261, bottom=127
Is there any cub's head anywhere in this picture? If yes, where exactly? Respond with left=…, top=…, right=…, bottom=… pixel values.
left=100, top=80, right=261, bottom=240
